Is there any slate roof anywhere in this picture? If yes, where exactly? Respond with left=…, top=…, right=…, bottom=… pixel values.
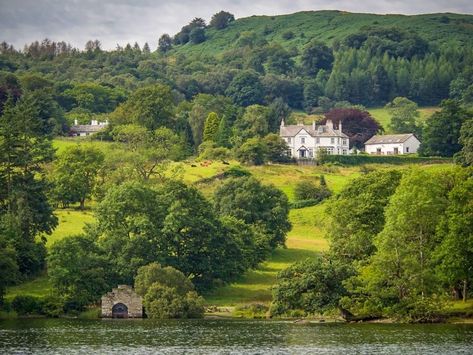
left=280, top=124, right=349, bottom=138
left=364, top=134, right=417, bottom=145
left=70, top=124, right=107, bottom=134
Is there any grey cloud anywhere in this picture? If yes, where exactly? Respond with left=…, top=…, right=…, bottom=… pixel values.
left=0, top=0, right=472, bottom=50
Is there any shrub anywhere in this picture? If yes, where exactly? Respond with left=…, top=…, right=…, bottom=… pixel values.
left=143, top=283, right=204, bottom=319
left=282, top=31, right=295, bottom=40
left=134, top=263, right=195, bottom=297
left=233, top=303, right=269, bottom=318
left=289, top=199, right=321, bottom=209
left=41, top=295, right=64, bottom=317
left=294, top=179, right=331, bottom=202
left=11, top=295, right=42, bottom=315
left=235, top=138, right=267, bottom=165
left=223, top=165, right=251, bottom=178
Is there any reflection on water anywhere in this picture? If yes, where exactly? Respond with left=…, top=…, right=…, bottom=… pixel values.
left=1, top=318, right=473, bottom=354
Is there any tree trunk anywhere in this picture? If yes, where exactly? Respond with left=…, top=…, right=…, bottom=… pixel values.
left=80, top=198, right=85, bottom=210
left=463, top=280, right=468, bottom=302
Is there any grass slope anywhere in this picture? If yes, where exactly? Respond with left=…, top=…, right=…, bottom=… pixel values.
left=4, top=142, right=453, bottom=307
left=172, top=11, right=473, bottom=57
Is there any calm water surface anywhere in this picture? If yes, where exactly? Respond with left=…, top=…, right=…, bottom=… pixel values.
left=1, top=318, right=473, bottom=354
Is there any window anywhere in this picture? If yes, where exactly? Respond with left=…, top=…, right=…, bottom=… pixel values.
left=327, top=147, right=334, bottom=155
left=301, top=137, right=305, bottom=144
left=330, top=138, right=334, bottom=144
left=376, top=148, right=382, bottom=155
left=342, top=139, right=347, bottom=145
left=316, top=137, right=320, bottom=144
left=342, top=149, right=347, bottom=155
left=287, top=137, right=291, bottom=143
left=394, top=147, right=399, bottom=155
left=406, top=147, right=409, bottom=153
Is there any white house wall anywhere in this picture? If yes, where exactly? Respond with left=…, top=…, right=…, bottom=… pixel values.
left=283, top=129, right=349, bottom=158
left=365, top=136, right=420, bottom=155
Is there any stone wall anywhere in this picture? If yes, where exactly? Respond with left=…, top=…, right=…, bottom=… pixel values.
left=101, top=285, right=143, bottom=318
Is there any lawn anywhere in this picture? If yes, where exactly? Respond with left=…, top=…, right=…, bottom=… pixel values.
left=368, top=106, right=438, bottom=132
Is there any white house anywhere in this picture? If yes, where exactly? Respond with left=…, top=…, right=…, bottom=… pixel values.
left=279, top=119, right=350, bottom=159
left=70, top=119, right=109, bottom=137
left=364, top=134, right=420, bottom=155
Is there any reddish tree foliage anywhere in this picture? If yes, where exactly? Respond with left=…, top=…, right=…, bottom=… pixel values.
left=322, top=108, right=382, bottom=149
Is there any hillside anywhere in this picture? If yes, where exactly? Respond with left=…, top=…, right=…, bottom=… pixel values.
left=171, top=10, right=473, bottom=57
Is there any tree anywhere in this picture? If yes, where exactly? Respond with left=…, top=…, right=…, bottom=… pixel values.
left=134, top=262, right=195, bottom=297
left=143, top=283, right=204, bottom=319
left=111, top=84, right=175, bottom=131
left=158, top=33, right=172, bottom=53
left=52, top=145, right=104, bottom=209
left=225, top=70, right=264, bottom=107
left=267, top=97, right=291, bottom=132
left=48, top=234, right=115, bottom=307
left=326, top=170, right=402, bottom=266
left=420, top=99, right=470, bottom=157
left=354, top=168, right=453, bottom=312
left=293, top=179, right=331, bottom=202
left=202, top=112, right=220, bottom=142
left=323, top=108, right=382, bottom=149
left=301, top=40, right=334, bottom=76
left=271, top=256, right=349, bottom=316
left=112, top=124, right=183, bottom=181
left=0, top=95, right=57, bottom=277
left=455, top=119, right=473, bottom=166
left=214, top=176, right=291, bottom=248
left=232, top=105, right=269, bottom=145
left=435, top=169, right=473, bottom=301
left=235, top=138, right=268, bottom=165
left=0, top=235, right=18, bottom=305
left=263, top=133, right=290, bottom=163
left=209, top=11, right=235, bottom=29
left=189, top=28, right=206, bottom=44
left=385, top=97, right=420, bottom=134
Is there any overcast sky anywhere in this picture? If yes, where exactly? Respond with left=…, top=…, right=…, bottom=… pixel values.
left=1, top=0, right=472, bottom=50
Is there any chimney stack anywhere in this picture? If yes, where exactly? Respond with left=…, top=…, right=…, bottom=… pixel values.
left=326, top=119, right=333, bottom=129
left=312, top=121, right=316, bottom=130
left=74, top=119, right=78, bottom=126
left=280, top=119, right=285, bottom=127
left=339, top=121, right=343, bottom=133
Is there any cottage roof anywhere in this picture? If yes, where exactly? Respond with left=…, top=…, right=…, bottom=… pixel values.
left=364, top=134, right=417, bottom=145
left=280, top=125, right=349, bottom=139
left=70, top=124, right=107, bottom=134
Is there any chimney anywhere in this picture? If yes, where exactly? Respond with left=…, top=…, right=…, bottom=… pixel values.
left=326, top=119, right=333, bottom=129
left=74, top=119, right=78, bottom=126
left=339, top=121, right=343, bottom=133
left=280, top=119, right=285, bottom=128
left=312, top=121, right=316, bottom=130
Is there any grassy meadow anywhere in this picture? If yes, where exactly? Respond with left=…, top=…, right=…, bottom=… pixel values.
left=5, top=137, right=455, bottom=309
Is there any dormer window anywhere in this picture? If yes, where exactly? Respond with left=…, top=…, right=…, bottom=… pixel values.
left=318, top=127, right=324, bottom=133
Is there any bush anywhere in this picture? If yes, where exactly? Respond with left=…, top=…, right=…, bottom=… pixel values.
left=223, top=165, right=251, bottom=178
left=143, top=283, right=204, bottom=319
left=233, top=303, right=269, bottom=318
left=282, top=31, right=295, bottom=40
left=289, top=199, right=321, bottom=209
left=11, top=295, right=42, bottom=315
left=235, top=138, right=267, bottom=165
left=41, top=295, right=64, bottom=317
left=293, top=178, right=331, bottom=202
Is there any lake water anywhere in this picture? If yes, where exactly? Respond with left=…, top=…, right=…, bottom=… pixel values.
left=1, top=318, right=473, bottom=354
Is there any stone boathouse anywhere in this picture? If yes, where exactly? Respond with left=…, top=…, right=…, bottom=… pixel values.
left=101, top=285, right=143, bottom=318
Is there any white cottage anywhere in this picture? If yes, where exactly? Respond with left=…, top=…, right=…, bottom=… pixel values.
left=70, top=119, right=109, bottom=137
left=280, top=119, right=350, bottom=159
left=364, top=134, right=420, bottom=155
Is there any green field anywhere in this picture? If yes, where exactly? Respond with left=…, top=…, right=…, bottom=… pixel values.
left=8, top=154, right=450, bottom=307
left=368, top=107, right=439, bottom=132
